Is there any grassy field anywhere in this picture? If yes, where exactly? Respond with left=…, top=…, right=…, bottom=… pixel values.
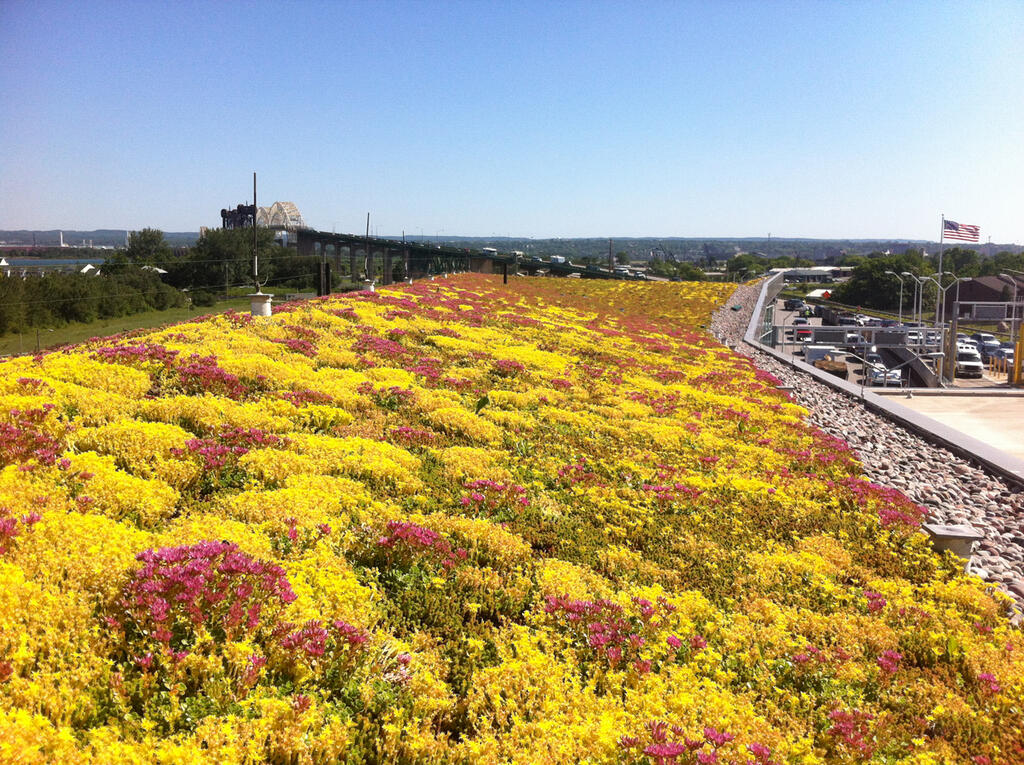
left=0, top=297, right=253, bottom=356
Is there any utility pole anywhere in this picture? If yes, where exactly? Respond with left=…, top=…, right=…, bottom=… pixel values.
left=252, top=173, right=259, bottom=290
left=608, top=238, right=613, bottom=271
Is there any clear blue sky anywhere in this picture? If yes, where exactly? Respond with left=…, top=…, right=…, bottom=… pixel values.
left=1, top=0, right=1022, bottom=242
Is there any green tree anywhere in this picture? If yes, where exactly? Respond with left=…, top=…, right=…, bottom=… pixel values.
left=726, top=253, right=767, bottom=277
left=939, top=247, right=980, bottom=277
left=126, top=228, right=172, bottom=266
left=615, top=251, right=630, bottom=265
left=978, top=251, right=1024, bottom=277
left=832, top=254, right=926, bottom=311
left=166, top=227, right=279, bottom=294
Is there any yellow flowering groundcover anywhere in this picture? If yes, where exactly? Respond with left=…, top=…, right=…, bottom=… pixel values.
left=0, top=274, right=1020, bottom=764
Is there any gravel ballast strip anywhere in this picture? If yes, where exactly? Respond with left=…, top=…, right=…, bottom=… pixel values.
left=710, top=282, right=1024, bottom=608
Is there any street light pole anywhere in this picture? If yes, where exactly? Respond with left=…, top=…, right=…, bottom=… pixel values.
left=1000, top=272, right=1020, bottom=351
left=902, top=273, right=923, bottom=327
left=929, top=272, right=952, bottom=328
left=884, top=270, right=904, bottom=324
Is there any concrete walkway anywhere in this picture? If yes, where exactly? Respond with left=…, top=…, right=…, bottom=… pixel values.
left=891, top=395, right=1024, bottom=461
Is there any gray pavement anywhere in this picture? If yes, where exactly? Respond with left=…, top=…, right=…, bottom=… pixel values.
left=890, top=394, right=1024, bottom=461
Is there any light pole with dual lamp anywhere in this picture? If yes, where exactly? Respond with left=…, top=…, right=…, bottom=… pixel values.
left=902, top=272, right=924, bottom=327
left=999, top=271, right=1021, bottom=352
left=918, top=274, right=943, bottom=333
left=930, top=272, right=954, bottom=328
left=884, top=271, right=905, bottom=324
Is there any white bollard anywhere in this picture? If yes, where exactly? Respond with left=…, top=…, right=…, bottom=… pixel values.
left=248, top=292, right=273, bottom=317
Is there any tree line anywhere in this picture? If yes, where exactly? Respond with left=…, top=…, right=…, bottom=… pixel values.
left=0, top=228, right=325, bottom=336
left=830, top=248, right=1024, bottom=311
left=0, top=266, right=185, bottom=336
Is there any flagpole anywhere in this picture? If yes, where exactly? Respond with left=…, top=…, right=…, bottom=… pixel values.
left=937, top=214, right=945, bottom=327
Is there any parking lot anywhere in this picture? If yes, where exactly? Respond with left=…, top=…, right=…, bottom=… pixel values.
left=774, top=299, right=1010, bottom=390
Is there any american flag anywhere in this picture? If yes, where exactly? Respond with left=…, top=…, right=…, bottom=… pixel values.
left=943, top=219, right=980, bottom=242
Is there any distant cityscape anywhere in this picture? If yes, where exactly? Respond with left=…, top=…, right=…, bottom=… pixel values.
left=1, top=228, right=1020, bottom=264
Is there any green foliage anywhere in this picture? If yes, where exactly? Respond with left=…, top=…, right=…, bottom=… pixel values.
left=164, top=227, right=281, bottom=293
left=0, top=266, right=185, bottom=336
left=646, top=259, right=707, bottom=281
left=126, top=228, right=173, bottom=265
left=832, top=252, right=927, bottom=310
left=977, top=250, right=1024, bottom=277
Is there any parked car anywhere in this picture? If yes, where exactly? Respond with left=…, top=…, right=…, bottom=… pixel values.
left=955, top=349, right=985, bottom=378
left=784, top=298, right=805, bottom=311
left=992, top=347, right=1015, bottom=365
left=791, top=316, right=809, bottom=326
left=864, top=353, right=902, bottom=386
left=974, top=338, right=1002, bottom=361
left=795, top=326, right=814, bottom=343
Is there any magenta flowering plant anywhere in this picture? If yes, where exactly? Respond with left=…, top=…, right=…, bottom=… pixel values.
left=459, top=479, right=529, bottom=522
left=0, top=405, right=68, bottom=468
left=267, top=618, right=372, bottom=692
left=169, top=426, right=288, bottom=494
left=174, top=354, right=248, bottom=399
left=101, top=541, right=299, bottom=732
left=0, top=506, right=41, bottom=555
left=542, top=595, right=670, bottom=677
left=269, top=516, right=332, bottom=558
left=357, top=381, right=416, bottom=411
left=491, top=358, right=526, bottom=378
left=92, top=342, right=179, bottom=370
left=373, top=519, right=468, bottom=572
left=825, top=708, right=876, bottom=758
left=618, top=719, right=756, bottom=765
left=272, top=336, right=318, bottom=357
left=112, top=540, right=296, bottom=654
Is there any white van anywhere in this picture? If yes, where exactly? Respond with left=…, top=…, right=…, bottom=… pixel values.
left=955, top=348, right=984, bottom=378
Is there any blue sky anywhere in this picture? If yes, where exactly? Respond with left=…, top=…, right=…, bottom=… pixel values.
left=1, top=0, right=1022, bottom=242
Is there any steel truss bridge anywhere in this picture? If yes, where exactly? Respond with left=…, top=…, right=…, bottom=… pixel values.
left=294, top=229, right=631, bottom=293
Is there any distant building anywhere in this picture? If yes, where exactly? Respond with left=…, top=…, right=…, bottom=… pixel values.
left=769, top=266, right=850, bottom=283
left=948, top=275, right=1024, bottom=319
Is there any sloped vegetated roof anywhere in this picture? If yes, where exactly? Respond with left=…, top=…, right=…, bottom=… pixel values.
left=0, top=274, right=1020, bottom=763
